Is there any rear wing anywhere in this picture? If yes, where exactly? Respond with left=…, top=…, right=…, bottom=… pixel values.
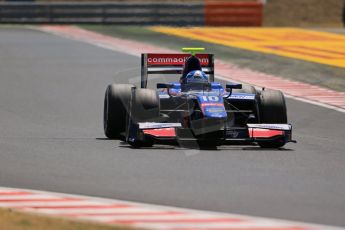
left=141, top=53, right=214, bottom=88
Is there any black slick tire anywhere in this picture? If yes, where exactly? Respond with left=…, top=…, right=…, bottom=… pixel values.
left=258, top=89, right=288, bottom=148
left=104, top=84, right=134, bottom=139
left=128, top=88, right=160, bottom=148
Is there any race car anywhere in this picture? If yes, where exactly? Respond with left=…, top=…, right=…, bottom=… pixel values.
left=103, top=48, right=295, bottom=149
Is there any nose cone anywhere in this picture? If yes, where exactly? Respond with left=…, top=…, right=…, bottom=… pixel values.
left=202, top=105, right=227, bottom=118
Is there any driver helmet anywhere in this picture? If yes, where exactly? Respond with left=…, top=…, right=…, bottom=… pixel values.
left=182, top=56, right=202, bottom=78
left=184, top=70, right=208, bottom=84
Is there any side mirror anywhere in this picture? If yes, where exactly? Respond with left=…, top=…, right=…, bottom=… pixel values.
left=226, top=83, right=242, bottom=91
left=157, top=83, right=174, bottom=89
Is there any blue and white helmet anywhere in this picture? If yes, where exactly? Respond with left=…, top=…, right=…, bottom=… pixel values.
left=185, top=70, right=208, bottom=83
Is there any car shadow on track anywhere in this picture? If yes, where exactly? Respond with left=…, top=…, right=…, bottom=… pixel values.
left=95, top=139, right=294, bottom=151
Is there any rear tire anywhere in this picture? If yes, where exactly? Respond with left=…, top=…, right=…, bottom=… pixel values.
left=104, top=84, right=134, bottom=139
left=258, top=89, right=287, bottom=148
left=233, top=84, right=259, bottom=123
left=233, top=85, right=256, bottom=94
left=128, top=88, right=160, bottom=148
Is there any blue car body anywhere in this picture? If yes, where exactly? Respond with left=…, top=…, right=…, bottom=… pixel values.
left=123, top=51, right=294, bottom=148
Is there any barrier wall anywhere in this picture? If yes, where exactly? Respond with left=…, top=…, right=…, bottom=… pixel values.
left=205, top=1, right=262, bottom=26
left=0, top=1, right=262, bottom=26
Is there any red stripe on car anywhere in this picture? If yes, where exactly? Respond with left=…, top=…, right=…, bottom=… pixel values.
left=249, top=128, right=284, bottom=138
left=143, top=128, right=176, bottom=137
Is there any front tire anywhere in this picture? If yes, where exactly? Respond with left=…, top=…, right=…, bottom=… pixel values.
left=233, top=84, right=260, bottom=123
left=258, top=89, right=288, bottom=148
left=131, top=89, right=160, bottom=123
left=128, top=88, right=160, bottom=148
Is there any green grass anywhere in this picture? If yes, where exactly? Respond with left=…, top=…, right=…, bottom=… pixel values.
left=0, top=208, right=134, bottom=230
left=80, top=25, right=345, bottom=92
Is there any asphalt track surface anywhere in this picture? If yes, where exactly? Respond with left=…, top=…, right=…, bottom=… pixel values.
left=1, top=28, right=345, bottom=227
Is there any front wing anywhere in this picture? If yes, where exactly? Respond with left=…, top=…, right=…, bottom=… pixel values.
left=127, top=122, right=295, bottom=146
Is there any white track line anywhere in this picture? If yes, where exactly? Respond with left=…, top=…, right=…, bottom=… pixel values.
left=32, top=207, right=160, bottom=215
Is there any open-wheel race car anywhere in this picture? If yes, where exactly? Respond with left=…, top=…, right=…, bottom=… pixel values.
left=104, top=48, right=295, bottom=149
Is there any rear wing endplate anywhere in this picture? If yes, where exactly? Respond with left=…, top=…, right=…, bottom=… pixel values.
left=141, top=53, right=214, bottom=88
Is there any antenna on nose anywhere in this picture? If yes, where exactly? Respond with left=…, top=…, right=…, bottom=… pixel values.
left=182, top=47, right=205, bottom=56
